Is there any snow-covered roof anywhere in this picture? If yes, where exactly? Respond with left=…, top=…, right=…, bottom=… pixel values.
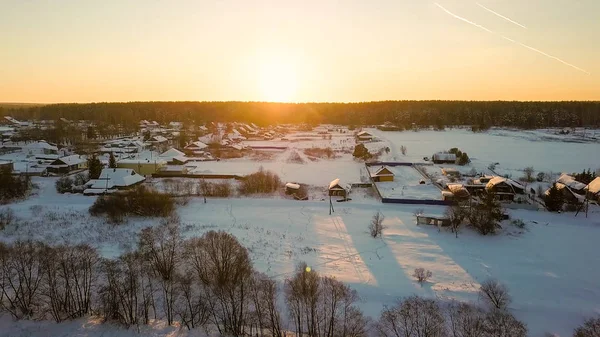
left=329, top=178, right=341, bottom=189
left=586, top=177, right=600, bottom=195
left=548, top=183, right=586, bottom=203
left=25, top=141, right=58, bottom=151
left=51, top=155, right=86, bottom=166
left=118, top=158, right=167, bottom=165
left=433, top=153, right=456, bottom=161
left=160, top=148, right=185, bottom=159
left=89, top=168, right=145, bottom=189
left=150, top=135, right=168, bottom=143
left=556, top=173, right=587, bottom=191
left=373, top=166, right=394, bottom=176
left=185, top=141, right=208, bottom=149
left=286, top=183, right=300, bottom=189
left=357, top=131, right=372, bottom=136
left=486, top=176, right=525, bottom=190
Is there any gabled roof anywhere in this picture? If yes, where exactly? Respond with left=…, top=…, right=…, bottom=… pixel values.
left=160, top=148, right=185, bottom=159
left=557, top=173, right=587, bottom=191
left=373, top=166, right=394, bottom=176
left=150, top=135, right=168, bottom=142
left=329, top=178, right=341, bottom=189
left=51, top=155, right=86, bottom=166
left=185, top=141, right=208, bottom=149
left=357, top=131, right=372, bottom=137
left=89, top=168, right=145, bottom=189
left=486, top=176, right=525, bottom=191
left=25, top=141, right=58, bottom=151
left=547, top=183, right=586, bottom=203
left=586, top=177, right=600, bottom=195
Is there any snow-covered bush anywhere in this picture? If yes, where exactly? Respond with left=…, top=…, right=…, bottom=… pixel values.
left=55, top=176, right=73, bottom=194
left=479, top=279, right=511, bottom=310
left=239, top=168, right=281, bottom=195
left=73, top=172, right=88, bottom=186
left=413, top=268, right=432, bottom=284
left=0, top=167, right=33, bottom=204
left=89, top=186, right=175, bottom=223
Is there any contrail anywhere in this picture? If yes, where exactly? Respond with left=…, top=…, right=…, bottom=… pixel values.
left=476, top=2, right=527, bottom=29
left=434, top=3, right=590, bottom=75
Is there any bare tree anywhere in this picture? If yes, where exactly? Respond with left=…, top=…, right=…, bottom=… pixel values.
left=446, top=301, right=486, bottom=337
left=479, top=279, right=511, bottom=310
left=369, top=211, right=385, bottom=238
left=413, top=268, right=432, bottom=285
left=400, top=145, right=407, bottom=155
left=445, top=202, right=470, bottom=238
left=173, top=271, right=210, bottom=330
left=0, top=241, right=45, bottom=320
left=522, top=167, right=535, bottom=183
left=138, top=221, right=182, bottom=326
left=484, top=310, right=527, bottom=337
left=573, top=316, right=600, bottom=337
left=285, top=262, right=321, bottom=337
left=376, top=295, right=446, bottom=337
left=185, top=230, right=253, bottom=336
left=249, top=272, right=283, bottom=337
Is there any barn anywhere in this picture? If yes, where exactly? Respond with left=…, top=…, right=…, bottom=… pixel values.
left=328, top=178, right=350, bottom=197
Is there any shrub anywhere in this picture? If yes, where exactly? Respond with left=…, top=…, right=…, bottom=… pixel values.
left=0, top=208, right=15, bottom=230
left=544, top=183, right=565, bottom=212
left=303, top=147, right=336, bottom=159
left=479, top=279, right=511, bottom=310
left=512, top=219, right=526, bottom=229
left=413, top=268, right=432, bottom=284
left=89, top=185, right=175, bottom=223
left=239, top=168, right=281, bottom=195
left=573, top=316, right=600, bottom=337
left=458, top=152, right=470, bottom=165
left=352, top=144, right=371, bottom=160
left=73, top=172, right=88, bottom=186
left=469, top=193, right=503, bottom=235
left=536, top=172, right=546, bottom=182
left=55, top=176, right=74, bottom=194
left=0, top=167, right=33, bottom=204
left=369, top=211, right=385, bottom=238
left=522, top=167, right=535, bottom=182
left=400, top=145, right=407, bottom=155
left=199, top=180, right=233, bottom=197
left=376, top=295, right=445, bottom=337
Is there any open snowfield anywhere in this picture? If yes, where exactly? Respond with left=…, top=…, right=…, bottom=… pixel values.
left=2, top=175, right=600, bottom=336
left=370, top=127, right=600, bottom=178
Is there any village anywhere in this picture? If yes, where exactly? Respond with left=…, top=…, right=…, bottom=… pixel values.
left=1, top=115, right=600, bottom=337
left=1, top=115, right=599, bottom=216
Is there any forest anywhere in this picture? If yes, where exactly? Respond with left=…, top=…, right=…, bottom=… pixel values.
left=2, top=100, right=600, bottom=129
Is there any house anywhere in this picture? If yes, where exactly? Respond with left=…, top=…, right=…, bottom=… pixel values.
left=184, top=141, right=208, bottom=152
left=446, top=183, right=470, bottom=200
left=0, top=160, right=14, bottom=172
left=149, top=135, right=168, bottom=144
left=442, top=167, right=461, bottom=178
left=556, top=173, right=586, bottom=195
left=485, top=176, right=526, bottom=201
left=159, top=148, right=186, bottom=160
left=2, top=116, right=29, bottom=127
left=84, top=168, right=145, bottom=194
left=585, top=177, right=600, bottom=201
left=371, top=166, right=395, bottom=182
left=328, top=178, right=350, bottom=197
left=545, top=183, right=585, bottom=205
left=356, top=131, right=373, bottom=141
left=285, top=182, right=301, bottom=195
left=117, top=158, right=167, bottom=175
left=432, top=152, right=456, bottom=164
left=47, top=155, right=87, bottom=174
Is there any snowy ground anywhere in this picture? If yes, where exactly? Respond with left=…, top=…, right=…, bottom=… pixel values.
left=370, top=165, right=442, bottom=200
left=2, top=176, right=600, bottom=336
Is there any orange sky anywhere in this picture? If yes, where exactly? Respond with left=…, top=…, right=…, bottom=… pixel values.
left=1, top=0, right=598, bottom=103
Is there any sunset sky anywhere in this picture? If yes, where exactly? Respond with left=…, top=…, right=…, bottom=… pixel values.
left=1, top=0, right=598, bottom=103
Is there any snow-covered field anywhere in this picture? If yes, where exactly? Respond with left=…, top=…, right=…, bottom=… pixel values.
left=1, top=127, right=600, bottom=336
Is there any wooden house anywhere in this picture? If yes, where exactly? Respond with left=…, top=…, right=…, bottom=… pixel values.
left=328, top=178, right=350, bottom=197
left=432, top=152, right=456, bottom=164
left=356, top=131, right=373, bottom=142
left=485, top=176, right=526, bottom=201
left=47, top=155, right=87, bottom=174
left=371, top=166, right=395, bottom=182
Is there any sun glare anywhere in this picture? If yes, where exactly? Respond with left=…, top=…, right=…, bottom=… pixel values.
left=257, top=59, right=297, bottom=102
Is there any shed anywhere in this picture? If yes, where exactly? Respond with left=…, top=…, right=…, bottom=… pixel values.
left=285, top=182, right=301, bottom=195
left=328, top=178, right=350, bottom=197
left=117, top=158, right=166, bottom=175
left=432, top=152, right=456, bottom=164
left=416, top=215, right=451, bottom=227
left=442, top=167, right=461, bottom=178
left=356, top=131, right=373, bottom=141
left=0, top=160, right=14, bottom=172
left=371, top=166, right=395, bottom=182
left=447, top=183, right=470, bottom=199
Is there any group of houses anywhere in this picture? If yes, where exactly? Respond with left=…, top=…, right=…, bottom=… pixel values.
left=546, top=173, right=600, bottom=205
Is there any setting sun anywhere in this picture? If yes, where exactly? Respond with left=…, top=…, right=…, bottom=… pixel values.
left=257, top=58, right=298, bottom=102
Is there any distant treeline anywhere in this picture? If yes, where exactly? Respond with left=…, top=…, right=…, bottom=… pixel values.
left=3, top=101, right=600, bottom=128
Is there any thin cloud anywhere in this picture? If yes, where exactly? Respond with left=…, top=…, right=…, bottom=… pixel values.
left=434, top=3, right=590, bottom=75
left=476, top=2, right=527, bottom=29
